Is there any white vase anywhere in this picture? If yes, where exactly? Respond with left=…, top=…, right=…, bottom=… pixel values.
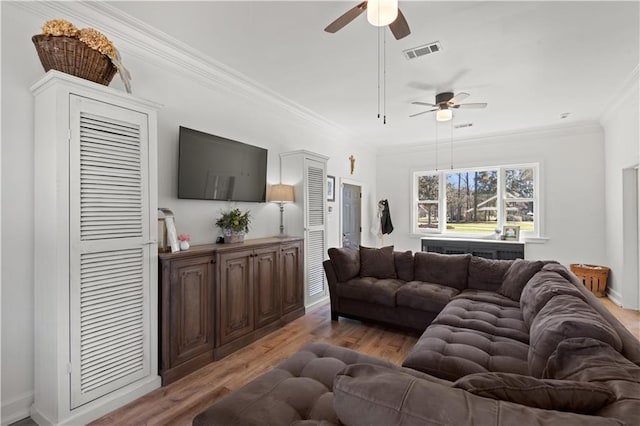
left=179, top=240, right=190, bottom=251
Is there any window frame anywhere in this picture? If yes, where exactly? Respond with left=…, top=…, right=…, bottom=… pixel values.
left=412, top=163, right=540, bottom=238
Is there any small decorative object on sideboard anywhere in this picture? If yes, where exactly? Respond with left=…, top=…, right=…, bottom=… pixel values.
left=32, top=19, right=131, bottom=92
left=178, top=234, right=191, bottom=251
left=215, top=208, right=251, bottom=243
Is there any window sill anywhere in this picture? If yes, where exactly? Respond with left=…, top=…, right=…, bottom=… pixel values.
left=412, top=233, right=549, bottom=245
left=522, top=236, right=549, bottom=244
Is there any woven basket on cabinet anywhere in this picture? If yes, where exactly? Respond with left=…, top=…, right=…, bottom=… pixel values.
left=32, top=34, right=117, bottom=86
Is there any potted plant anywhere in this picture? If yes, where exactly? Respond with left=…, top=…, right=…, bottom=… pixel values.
left=215, top=208, right=251, bottom=243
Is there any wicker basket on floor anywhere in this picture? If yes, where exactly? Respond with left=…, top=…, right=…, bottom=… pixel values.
left=32, top=34, right=117, bottom=86
left=570, top=264, right=610, bottom=297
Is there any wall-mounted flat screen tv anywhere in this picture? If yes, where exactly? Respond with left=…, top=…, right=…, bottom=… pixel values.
left=178, top=126, right=267, bottom=202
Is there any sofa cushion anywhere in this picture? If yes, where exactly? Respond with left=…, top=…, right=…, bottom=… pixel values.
left=434, top=298, right=529, bottom=344
left=467, top=256, right=513, bottom=292
left=498, top=259, right=544, bottom=301
left=334, top=363, right=622, bottom=426
left=520, top=269, right=587, bottom=328
left=327, top=247, right=359, bottom=282
left=544, top=338, right=640, bottom=383
left=543, top=337, right=640, bottom=425
left=359, top=245, right=396, bottom=279
left=396, top=282, right=460, bottom=312
left=413, top=252, right=471, bottom=290
left=454, top=372, right=615, bottom=413
left=336, top=277, right=404, bottom=307
left=193, top=343, right=395, bottom=426
left=402, top=324, right=529, bottom=381
left=453, top=289, right=521, bottom=308
left=393, top=250, right=414, bottom=282
left=529, top=295, right=622, bottom=377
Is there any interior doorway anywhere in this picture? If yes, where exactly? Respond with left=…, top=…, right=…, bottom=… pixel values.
left=341, top=183, right=361, bottom=248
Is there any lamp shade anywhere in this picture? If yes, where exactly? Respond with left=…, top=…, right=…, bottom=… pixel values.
left=436, top=108, right=453, bottom=122
left=367, top=0, right=398, bottom=27
left=268, top=184, right=294, bottom=203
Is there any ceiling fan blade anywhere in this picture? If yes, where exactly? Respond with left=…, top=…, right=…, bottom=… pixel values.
left=389, top=8, right=410, bottom=40
left=409, top=108, right=438, bottom=118
left=448, top=92, right=470, bottom=105
left=453, top=103, right=488, bottom=109
left=411, top=101, right=437, bottom=107
left=324, top=1, right=368, bottom=33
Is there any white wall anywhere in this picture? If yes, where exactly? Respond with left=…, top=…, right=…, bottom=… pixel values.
left=0, top=2, right=376, bottom=423
left=376, top=123, right=607, bottom=268
left=601, top=68, right=640, bottom=308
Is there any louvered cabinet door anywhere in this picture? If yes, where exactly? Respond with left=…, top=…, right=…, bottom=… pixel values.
left=304, top=159, right=327, bottom=305
left=68, top=95, right=152, bottom=408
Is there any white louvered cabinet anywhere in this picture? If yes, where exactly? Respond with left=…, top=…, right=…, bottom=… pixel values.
left=31, top=71, right=161, bottom=425
left=280, top=150, right=329, bottom=309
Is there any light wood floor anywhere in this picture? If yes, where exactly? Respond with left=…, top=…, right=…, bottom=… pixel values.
left=91, top=298, right=639, bottom=426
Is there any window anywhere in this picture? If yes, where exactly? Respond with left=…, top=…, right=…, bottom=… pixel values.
left=415, top=174, right=439, bottom=230
left=413, top=164, right=539, bottom=237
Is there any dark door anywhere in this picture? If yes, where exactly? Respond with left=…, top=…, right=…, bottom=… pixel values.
left=342, top=183, right=361, bottom=248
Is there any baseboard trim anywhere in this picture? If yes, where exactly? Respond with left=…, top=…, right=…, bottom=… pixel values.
left=606, top=288, right=623, bottom=307
left=305, top=296, right=330, bottom=313
left=30, top=376, right=161, bottom=426
left=1, top=391, right=33, bottom=426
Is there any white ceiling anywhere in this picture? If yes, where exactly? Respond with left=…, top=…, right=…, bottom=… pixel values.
left=111, top=1, right=639, bottom=147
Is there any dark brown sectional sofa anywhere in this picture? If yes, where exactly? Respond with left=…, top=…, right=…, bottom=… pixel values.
left=193, top=246, right=640, bottom=425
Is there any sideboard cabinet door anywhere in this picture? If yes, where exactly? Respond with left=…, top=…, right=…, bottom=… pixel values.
left=281, top=241, right=304, bottom=315
left=253, top=246, right=280, bottom=328
left=218, top=249, right=254, bottom=345
left=169, top=256, right=215, bottom=368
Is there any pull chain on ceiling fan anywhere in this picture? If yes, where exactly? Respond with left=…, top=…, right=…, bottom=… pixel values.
left=325, top=1, right=411, bottom=124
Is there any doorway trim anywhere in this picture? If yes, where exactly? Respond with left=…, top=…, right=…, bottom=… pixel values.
left=621, top=165, right=639, bottom=310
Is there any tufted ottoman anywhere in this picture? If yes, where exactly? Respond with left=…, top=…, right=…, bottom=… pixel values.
left=192, top=342, right=395, bottom=426
left=402, top=293, right=531, bottom=381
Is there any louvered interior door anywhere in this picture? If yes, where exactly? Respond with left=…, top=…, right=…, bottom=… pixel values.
left=304, top=159, right=327, bottom=306
left=69, top=95, right=151, bottom=408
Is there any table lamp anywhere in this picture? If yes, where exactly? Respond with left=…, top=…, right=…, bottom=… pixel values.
left=268, top=184, right=295, bottom=235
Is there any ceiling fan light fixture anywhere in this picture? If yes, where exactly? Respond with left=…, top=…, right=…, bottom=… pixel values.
left=367, top=0, right=398, bottom=27
left=436, top=108, right=453, bottom=122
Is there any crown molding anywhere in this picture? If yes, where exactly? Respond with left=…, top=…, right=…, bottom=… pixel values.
left=16, top=1, right=350, bottom=139
left=600, top=65, right=639, bottom=123
left=377, top=120, right=603, bottom=156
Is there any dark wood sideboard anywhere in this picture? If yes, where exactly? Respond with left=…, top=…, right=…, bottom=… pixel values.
left=158, top=236, right=304, bottom=385
left=421, top=237, right=524, bottom=260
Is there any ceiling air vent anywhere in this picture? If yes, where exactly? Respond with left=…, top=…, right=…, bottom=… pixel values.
left=454, top=123, right=473, bottom=129
left=403, top=41, right=442, bottom=60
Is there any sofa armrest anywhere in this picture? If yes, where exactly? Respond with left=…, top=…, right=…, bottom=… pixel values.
left=334, top=364, right=624, bottom=426
left=323, top=259, right=339, bottom=320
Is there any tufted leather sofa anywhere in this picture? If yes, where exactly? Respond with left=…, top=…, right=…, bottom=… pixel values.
left=193, top=248, right=640, bottom=425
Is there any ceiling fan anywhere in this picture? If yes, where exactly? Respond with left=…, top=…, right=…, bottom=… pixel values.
left=410, top=92, right=488, bottom=121
left=324, top=1, right=411, bottom=40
